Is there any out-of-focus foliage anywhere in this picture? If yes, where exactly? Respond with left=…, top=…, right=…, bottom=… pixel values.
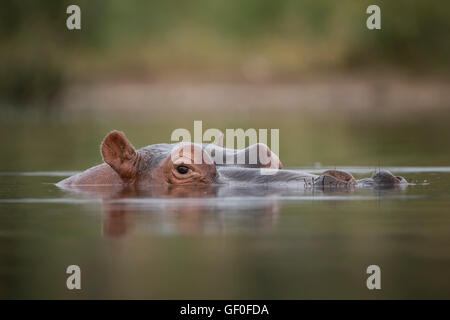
left=0, top=0, right=449, bottom=108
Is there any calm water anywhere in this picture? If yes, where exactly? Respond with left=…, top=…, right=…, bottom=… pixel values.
left=0, top=167, right=449, bottom=299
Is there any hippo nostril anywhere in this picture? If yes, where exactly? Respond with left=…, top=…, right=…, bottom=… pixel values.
left=177, top=165, right=190, bottom=174
left=371, top=170, right=407, bottom=185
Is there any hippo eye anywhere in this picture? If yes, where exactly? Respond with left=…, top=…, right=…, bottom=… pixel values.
left=177, top=165, right=190, bottom=174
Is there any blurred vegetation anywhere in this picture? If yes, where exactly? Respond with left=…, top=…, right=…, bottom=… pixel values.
left=0, top=0, right=449, bottom=108
left=1, top=111, right=450, bottom=171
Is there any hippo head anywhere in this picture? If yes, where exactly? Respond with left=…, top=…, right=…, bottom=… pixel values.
left=60, top=131, right=408, bottom=189
left=101, top=131, right=281, bottom=186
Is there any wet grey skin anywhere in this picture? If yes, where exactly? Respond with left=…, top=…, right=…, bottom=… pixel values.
left=217, top=167, right=407, bottom=188
left=138, top=144, right=407, bottom=188
left=203, top=144, right=408, bottom=187
left=136, top=143, right=277, bottom=170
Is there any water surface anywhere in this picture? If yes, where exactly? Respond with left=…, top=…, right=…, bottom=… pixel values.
left=0, top=167, right=449, bottom=299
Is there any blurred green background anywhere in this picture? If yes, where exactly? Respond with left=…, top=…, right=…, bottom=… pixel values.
left=0, top=0, right=449, bottom=169
left=1, top=0, right=449, bottom=107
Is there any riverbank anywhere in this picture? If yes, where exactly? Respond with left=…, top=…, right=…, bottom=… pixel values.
left=61, top=73, right=450, bottom=119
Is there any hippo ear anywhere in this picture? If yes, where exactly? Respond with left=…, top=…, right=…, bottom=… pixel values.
left=101, top=131, right=138, bottom=183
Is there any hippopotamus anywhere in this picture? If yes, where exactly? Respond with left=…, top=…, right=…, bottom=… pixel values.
left=57, top=131, right=408, bottom=189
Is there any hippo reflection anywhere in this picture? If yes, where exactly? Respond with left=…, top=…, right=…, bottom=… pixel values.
left=57, top=131, right=408, bottom=189
left=64, top=184, right=281, bottom=237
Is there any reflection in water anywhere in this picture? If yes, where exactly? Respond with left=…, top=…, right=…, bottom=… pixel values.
left=58, top=181, right=409, bottom=238
left=2, top=169, right=449, bottom=299
left=61, top=184, right=283, bottom=237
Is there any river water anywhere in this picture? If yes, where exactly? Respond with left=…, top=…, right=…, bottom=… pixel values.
left=1, top=167, right=449, bottom=299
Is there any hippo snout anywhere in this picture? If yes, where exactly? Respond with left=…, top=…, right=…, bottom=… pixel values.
left=314, top=169, right=409, bottom=188
left=371, top=170, right=408, bottom=185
